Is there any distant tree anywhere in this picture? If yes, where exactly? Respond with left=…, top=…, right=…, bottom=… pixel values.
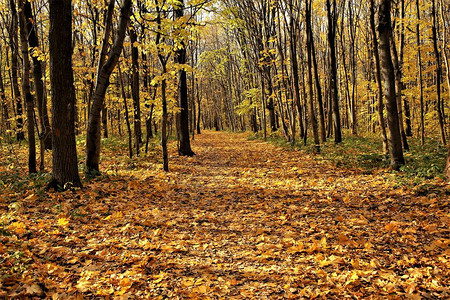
left=446, top=147, right=450, bottom=181
left=48, top=0, right=81, bottom=188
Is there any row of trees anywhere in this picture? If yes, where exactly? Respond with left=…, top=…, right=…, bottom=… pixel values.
left=196, top=0, right=450, bottom=174
left=0, top=0, right=449, bottom=183
left=0, top=0, right=210, bottom=187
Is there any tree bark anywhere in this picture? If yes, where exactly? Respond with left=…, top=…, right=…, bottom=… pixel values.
left=9, top=0, right=24, bottom=141
left=86, top=0, right=132, bottom=175
left=416, top=0, right=425, bottom=145
left=378, top=0, right=405, bottom=170
left=306, top=0, right=320, bottom=153
left=327, top=0, right=342, bottom=144
left=49, top=0, right=82, bottom=188
left=310, top=18, right=326, bottom=143
left=431, top=0, right=447, bottom=146
left=130, top=27, right=142, bottom=155
left=18, top=0, right=37, bottom=174
left=369, top=0, right=388, bottom=154
left=118, top=63, right=133, bottom=158
left=24, top=0, right=52, bottom=150
left=175, top=0, right=195, bottom=156
left=0, top=50, right=10, bottom=133
left=390, top=36, right=409, bottom=150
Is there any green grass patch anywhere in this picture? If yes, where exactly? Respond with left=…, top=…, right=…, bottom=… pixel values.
left=249, top=132, right=447, bottom=186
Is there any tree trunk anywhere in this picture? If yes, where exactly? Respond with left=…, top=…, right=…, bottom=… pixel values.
left=446, top=146, right=450, bottom=181
left=24, top=0, right=52, bottom=150
left=118, top=64, right=133, bottom=158
left=369, top=0, right=388, bottom=154
left=175, top=0, right=195, bottom=156
left=310, top=13, right=326, bottom=143
left=378, top=0, right=405, bottom=170
left=102, top=106, right=108, bottom=138
left=416, top=0, right=425, bottom=145
left=49, top=0, right=81, bottom=188
left=130, top=27, right=142, bottom=155
left=86, top=0, right=132, bottom=175
left=390, top=37, right=409, bottom=150
left=306, top=0, right=320, bottom=153
left=9, top=0, right=24, bottom=141
left=0, top=53, right=10, bottom=134
left=327, top=0, right=342, bottom=144
left=397, top=0, right=412, bottom=138
left=431, top=0, right=447, bottom=146
left=18, top=0, right=37, bottom=174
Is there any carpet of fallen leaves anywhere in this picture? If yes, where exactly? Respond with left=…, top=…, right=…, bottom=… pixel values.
left=1, top=131, right=449, bottom=299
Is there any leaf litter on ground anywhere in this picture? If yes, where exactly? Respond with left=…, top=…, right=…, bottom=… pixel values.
left=0, top=131, right=449, bottom=299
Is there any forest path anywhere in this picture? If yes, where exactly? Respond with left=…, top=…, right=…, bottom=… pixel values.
left=2, top=131, right=448, bottom=298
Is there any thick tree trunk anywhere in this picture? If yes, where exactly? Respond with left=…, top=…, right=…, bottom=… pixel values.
left=327, top=0, right=342, bottom=144
left=175, top=0, right=195, bottom=156
left=24, top=0, right=52, bottom=150
left=18, top=0, right=37, bottom=174
left=378, top=0, right=405, bottom=170
left=85, top=0, right=132, bottom=175
left=369, top=0, right=388, bottom=154
left=49, top=0, right=81, bottom=188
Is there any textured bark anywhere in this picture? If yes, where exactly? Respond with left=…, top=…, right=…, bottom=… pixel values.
left=431, top=0, right=447, bottom=146
left=327, top=0, right=342, bottom=144
left=9, top=0, right=24, bottom=141
left=369, top=0, right=388, bottom=154
left=175, top=0, right=195, bottom=156
left=399, top=0, right=412, bottom=137
left=18, top=0, right=36, bottom=173
left=310, top=15, right=326, bottom=143
left=86, top=0, right=132, bottom=174
left=378, top=0, right=405, bottom=170
left=24, top=0, right=52, bottom=150
left=306, top=0, right=320, bottom=153
left=390, top=38, right=409, bottom=150
left=288, top=15, right=305, bottom=141
left=49, top=0, right=81, bottom=187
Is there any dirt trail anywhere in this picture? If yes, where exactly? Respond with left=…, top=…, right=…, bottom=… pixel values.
left=1, top=131, right=448, bottom=299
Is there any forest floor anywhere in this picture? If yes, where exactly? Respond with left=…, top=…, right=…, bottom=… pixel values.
left=0, top=131, right=449, bottom=299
